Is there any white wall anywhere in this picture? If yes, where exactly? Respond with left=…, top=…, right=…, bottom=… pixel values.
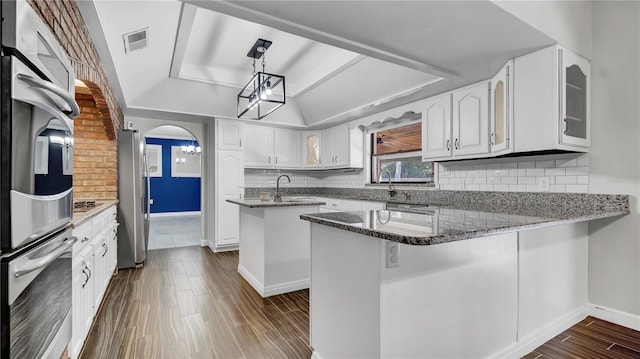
left=126, top=116, right=209, bottom=246
left=587, top=2, right=640, bottom=317
left=492, top=1, right=592, bottom=59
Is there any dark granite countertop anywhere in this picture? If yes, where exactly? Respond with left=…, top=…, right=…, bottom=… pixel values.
left=300, top=206, right=629, bottom=246
left=227, top=197, right=326, bottom=208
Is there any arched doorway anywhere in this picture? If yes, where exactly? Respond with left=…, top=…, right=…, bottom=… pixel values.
left=144, top=125, right=202, bottom=249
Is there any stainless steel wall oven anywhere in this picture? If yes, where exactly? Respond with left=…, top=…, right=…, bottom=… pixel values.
left=1, top=1, right=80, bottom=357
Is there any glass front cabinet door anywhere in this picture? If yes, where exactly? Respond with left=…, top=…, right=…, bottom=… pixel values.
left=302, top=131, right=322, bottom=168
left=560, top=48, right=590, bottom=148
left=490, top=60, right=513, bottom=155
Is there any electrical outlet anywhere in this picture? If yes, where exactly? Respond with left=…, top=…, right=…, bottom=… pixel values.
left=386, top=241, right=399, bottom=268
left=127, top=121, right=134, bottom=129
left=539, top=178, right=550, bottom=192
left=149, top=198, right=154, bottom=204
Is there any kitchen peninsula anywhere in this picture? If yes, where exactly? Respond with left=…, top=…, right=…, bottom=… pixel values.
left=299, top=193, right=629, bottom=358
left=227, top=198, right=326, bottom=297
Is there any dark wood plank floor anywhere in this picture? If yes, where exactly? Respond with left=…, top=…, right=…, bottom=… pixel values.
left=523, top=316, right=640, bottom=359
left=81, top=246, right=640, bottom=359
left=79, top=247, right=312, bottom=359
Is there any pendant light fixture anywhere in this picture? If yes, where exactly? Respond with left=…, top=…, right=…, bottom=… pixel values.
left=237, top=38, right=286, bottom=120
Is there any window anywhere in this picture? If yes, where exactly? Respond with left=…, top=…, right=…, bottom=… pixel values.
left=370, top=122, right=435, bottom=184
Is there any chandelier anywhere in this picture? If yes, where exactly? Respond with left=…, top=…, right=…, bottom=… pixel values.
left=181, top=137, right=201, bottom=155
left=237, top=38, right=285, bottom=120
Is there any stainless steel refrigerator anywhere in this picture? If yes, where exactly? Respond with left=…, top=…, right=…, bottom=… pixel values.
left=117, top=130, right=150, bottom=268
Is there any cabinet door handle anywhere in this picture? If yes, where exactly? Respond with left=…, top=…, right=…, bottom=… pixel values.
left=239, top=139, right=242, bottom=147
left=84, top=265, right=92, bottom=280
left=446, top=139, right=450, bottom=151
left=490, top=133, right=495, bottom=146
left=268, top=156, right=271, bottom=164
left=454, top=139, right=459, bottom=150
left=102, top=243, right=108, bottom=257
left=82, top=268, right=90, bottom=288
left=563, top=118, right=568, bottom=134
left=275, top=156, right=278, bottom=164
left=82, top=236, right=90, bottom=243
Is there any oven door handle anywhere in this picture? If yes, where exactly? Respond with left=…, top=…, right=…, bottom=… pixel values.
left=14, top=237, right=78, bottom=277
left=16, top=73, right=81, bottom=119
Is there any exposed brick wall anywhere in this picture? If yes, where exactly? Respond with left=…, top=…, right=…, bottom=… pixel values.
left=26, top=0, right=123, bottom=138
left=73, top=91, right=117, bottom=200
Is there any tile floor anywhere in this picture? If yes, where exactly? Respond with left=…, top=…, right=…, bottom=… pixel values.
left=148, top=214, right=201, bottom=250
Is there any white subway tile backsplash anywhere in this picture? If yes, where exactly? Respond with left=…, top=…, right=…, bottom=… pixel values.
left=556, top=176, right=577, bottom=185
left=518, top=161, right=535, bottom=169
left=502, top=176, right=518, bottom=185
left=566, top=166, right=588, bottom=176
left=518, top=177, right=536, bottom=185
left=545, top=168, right=566, bottom=176
left=566, top=184, right=588, bottom=193
left=536, top=160, right=556, bottom=168
left=526, top=168, right=545, bottom=177
left=436, top=153, right=589, bottom=193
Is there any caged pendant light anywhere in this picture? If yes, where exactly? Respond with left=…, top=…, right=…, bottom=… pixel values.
left=237, top=38, right=286, bottom=120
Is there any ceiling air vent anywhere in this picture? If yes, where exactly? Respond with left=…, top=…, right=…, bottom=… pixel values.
left=123, top=27, right=148, bottom=53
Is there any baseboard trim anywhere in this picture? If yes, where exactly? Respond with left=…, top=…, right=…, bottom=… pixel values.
left=311, top=351, right=323, bottom=359
left=150, top=211, right=201, bottom=218
left=238, top=264, right=265, bottom=295
left=587, top=303, right=640, bottom=331
left=238, top=264, right=309, bottom=298
left=263, top=278, right=309, bottom=297
left=490, top=305, right=588, bottom=359
left=212, top=243, right=239, bottom=253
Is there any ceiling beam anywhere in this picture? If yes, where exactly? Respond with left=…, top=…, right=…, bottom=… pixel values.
left=169, top=3, right=198, bottom=79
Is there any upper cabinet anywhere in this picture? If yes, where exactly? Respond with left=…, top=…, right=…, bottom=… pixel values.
left=217, top=119, right=244, bottom=151
left=452, top=82, right=490, bottom=157
left=421, top=94, right=452, bottom=160
left=561, top=50, right=590, bottom=148
left=244, top=125, right=300, bottom=169
left=490, top=60, right=513, bottom=155
left=513, top=45, right=590, bottom=153
left=322, top=123, right=364, bottom=169
left=302, top=131, right=323, bottom=168
left=422, top=82, right=489, bottom=161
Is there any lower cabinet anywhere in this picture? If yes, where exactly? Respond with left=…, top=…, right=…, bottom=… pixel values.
left=70, top=204, right=118, bottom=359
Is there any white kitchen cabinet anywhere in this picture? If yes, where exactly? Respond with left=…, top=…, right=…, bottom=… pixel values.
left=490, top=60, right=513, bottom=155
left=244, top=125, right=300, bottom=168
left=216, top=119, right=244, bottom=150
left=215, top=150, right=244, bottom=249
left=513, top=45, right=590, bottom=152
left=301, top=131, right=323, bottom=168
left=421, top=93, right=452, bottom=160
left=244, top=125, right=274, bottom=167
left=421, top=82, right=489, bottom=161
left=322, top=123, right=364, bottom=169
left=452, top=81, right=490, bottom=157
left=273, top=128, right=301, bottom=168
left=70, top=205, right=118, bottom=359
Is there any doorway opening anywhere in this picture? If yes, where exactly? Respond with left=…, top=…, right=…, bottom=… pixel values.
left=144, top=125, right=202, bottom=250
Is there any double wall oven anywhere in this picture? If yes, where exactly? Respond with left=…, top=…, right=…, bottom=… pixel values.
left=1, top=1, right=80, bottom=358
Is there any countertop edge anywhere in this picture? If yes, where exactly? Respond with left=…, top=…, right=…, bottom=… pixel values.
left=71, top=199, right=119, bottom=227
left=300, top=209, right=630, bottom=246
left=227, top=199, right=327, bottom=208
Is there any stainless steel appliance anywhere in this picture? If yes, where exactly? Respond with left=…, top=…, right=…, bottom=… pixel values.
left=1, top=1, right=80, bottom=357
left=116, top=130, right=150, bottom=268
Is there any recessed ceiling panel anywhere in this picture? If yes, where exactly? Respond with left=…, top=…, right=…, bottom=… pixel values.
left=179, top=7, right=365, bottom=95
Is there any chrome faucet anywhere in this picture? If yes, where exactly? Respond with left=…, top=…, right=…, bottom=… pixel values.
left=274, top=174, right=291, bottom=202
left=380, top=170, right=396, bottom=197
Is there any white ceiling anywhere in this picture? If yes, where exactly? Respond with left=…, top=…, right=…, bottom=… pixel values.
left=79, top=0, right=556, bottom=128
